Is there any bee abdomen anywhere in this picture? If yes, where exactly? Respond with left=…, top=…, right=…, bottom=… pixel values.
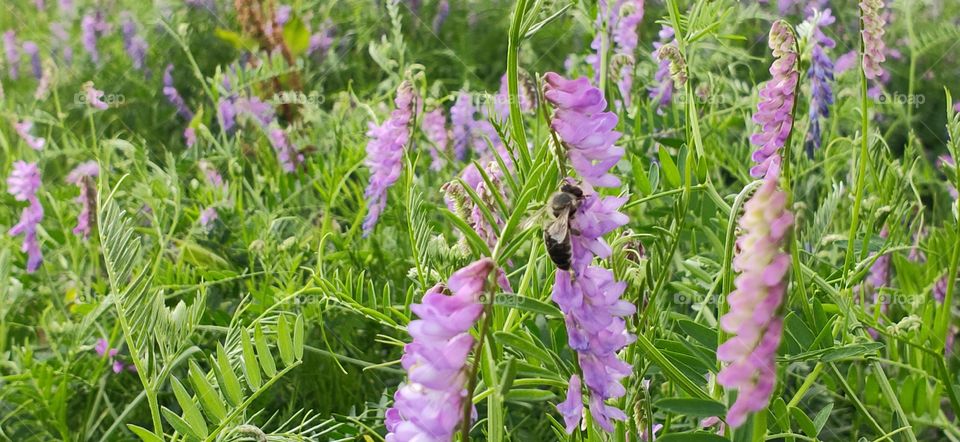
left=544, top=232, right=573, bottom=271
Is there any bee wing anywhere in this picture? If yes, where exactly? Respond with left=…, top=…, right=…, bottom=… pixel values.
left=519, top=205, right=550, bottom=231
left=545, top=210, right=571, bottom=243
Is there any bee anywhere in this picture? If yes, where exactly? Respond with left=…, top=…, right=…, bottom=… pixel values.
left=543, top=183, right=584, bottom=271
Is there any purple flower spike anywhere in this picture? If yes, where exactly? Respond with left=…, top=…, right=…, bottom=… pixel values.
left=550, top=184, right=633, bottom=433
left=121, top=12, right=148, bottom=70
left=860, top=0, right=887, bottom=80
left=544, top=73, right=624, bottom=188
left=450, top=90, right=475, bottom=160
left=385, top=258, right=494, bottom=442
left=50, top=23, right=73, bottom=65
left=362, top=81, right=417, bottom=235
left=717, top=172, right=793, bottom=428
left=268, top=126, right=303, bottom=173
left=22, top=41, right=42, bottom=80
left=7, top=161, right=44, bottom=272
left=423, top=107, right=448, bottom=171
left=82, top=81, right=109, bottom=110
left=81, top=12, right=109, bottom=64
left=432, top=0, right=449, bottom=33
left=163, top=65, right=194, bottom=120
left=748, top=21, right=798, bottom=179
left=649, top=25, right=676, bottom=110
left=3, top=31, right=19, bottom=79
left=14, top=120, right=46, bottom=150
left=66, top=161, right=99, bottom=239
left=805, top=9, right=835, bottom=157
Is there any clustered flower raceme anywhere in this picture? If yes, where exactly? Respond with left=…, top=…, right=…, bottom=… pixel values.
left=363, top=81, right=418, bottom=235
left=544, top=73, right=624, bottom=188
left=66, top=161, right=99, bottom=239
left=586, top=0, right=644, bottom=107
left=120, top=12, right=148, bottom=71
left=14, top=120, right=46, bottom=151
left=805, top=9, right=835, bottom=157
left=385, top=258, right=494, bottom=442
left=432, top=0, right=450, bottom=33
left=81, top=11, right=109, bottom=64
left=23, top=41, right=41, bottom=80
left=7, top=161, right=44, bottom=273
left=717, top=165, right=793, bottom=428
left=612, top=0, right=644, bottom=108
left=654, top=42, right=687, bottom=90
left=442, top=162, right=506, bottom=252
left=450, top=91, right=475, bottom=161
left=163, top=64, right=195, bottom=121
left=4, top=30, right=19, bottom=79
left=749, top=20, right=798, bottom=179
left=422, top=106, right=449, bottom=171
left=649, top=25, right=676, bottom=110
left=860, top=0, right=886, bottom=80
left=544, top=72, right=634, bottom=433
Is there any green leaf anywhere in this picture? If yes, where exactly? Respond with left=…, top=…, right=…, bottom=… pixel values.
left=790, top=406, right=818, bottom=438
left=215, top=343, right=243, bottom=407
left=293, top=315, right=305, bottom=361
left=170, top=376, right=208, bottom=438
left=658, top=145, right=681, bottom=188
left=493, top=331, right=554, bottom=365
left=282, top=16, right=310, bottom=57
left=813, top=403, right=833, bottom=433
left=677, top=319, right=718, bottom=351
left=506, top=295, right=563, bottom=318
left=240, top=328, right=262, bottom=390
left=161, top=406, right=201, bottom=441
left=127, top=424, right=163, bottom=442
left=658, top=432, right=729, bottom=442
left=213, top=28, right=258, bottom=51
left=820, top=342, right=884, bottom=362
left=187, top=360, right=227, bottom=424
left=505, top=389, right=556, bottom=402
left=277, top=315, right=295, bottom=367
left=654, top=398, right=726, bottom=418
left=255, top=323, right=277, bottom=377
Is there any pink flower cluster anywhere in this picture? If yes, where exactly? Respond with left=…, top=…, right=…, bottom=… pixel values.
left=860, top=0, right=887, bottom=80
left=385, top=258, right=494, bottom=441
left=363, top=81, right=417, bottom=235
left=717, top=171, right=793, bottom=428
left=7, top=161, right=44, bottom=272
left=422, top=107, right=449, bottom=171
left=66, top=161, right=99, bottom=239
left=749, top=21, right=798, bottom=179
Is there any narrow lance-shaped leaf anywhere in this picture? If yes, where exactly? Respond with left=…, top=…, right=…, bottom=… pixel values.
left=170, top=376, right=208, bottom=439
left=215, top=343, right=244, bottom=407
left=255, top=323, right=277, bottom=377
left=240, top=327, right=262, bottom=390
left=277, top=314, right=295, bottom=367
left=187, top=360, right=227, bottom=424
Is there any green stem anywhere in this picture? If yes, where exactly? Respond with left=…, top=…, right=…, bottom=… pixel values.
left=843, top=13, right=872, bottom=288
